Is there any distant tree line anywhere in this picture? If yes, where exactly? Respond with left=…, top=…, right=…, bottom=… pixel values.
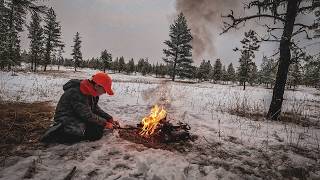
left=2, top=3, right=319, bottom=91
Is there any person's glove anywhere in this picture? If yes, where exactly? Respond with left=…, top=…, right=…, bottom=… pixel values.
left=105, top=118, right=120, bottom=129
left=105, top=121, right=113, bottom=129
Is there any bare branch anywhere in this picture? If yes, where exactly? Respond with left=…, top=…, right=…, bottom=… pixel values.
left=258, top=33, right=281, bottom=42
left=263, top=24, right=284, bottom=32
left=298, top=4, right=320, bottom=13
left=270, top=50, right=280, bottom=58
left=292, top=29, right=313, bottom=39
left=294, top=23, right=318, bottom=30
left=221, top=12, right=286, bottom=34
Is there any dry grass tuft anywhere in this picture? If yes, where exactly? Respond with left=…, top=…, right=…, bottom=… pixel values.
left=0, top=101, right=54, bottom=162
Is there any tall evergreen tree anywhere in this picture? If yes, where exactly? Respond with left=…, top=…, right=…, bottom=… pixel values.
left=236, top=30, right=260, bottom=90
left=126, top=58, right=135, bottom=74
left=137, top=58, right=145, bottom=73
left=227, top=63, right=236, bottom=83
left=154, top=62, right=160, bottom=77
left=212, top=59, right=222, bottom=82
left=140, top=58, right=151, bottom=76
left=4, top=0, right=45, bottom=70
left=248, top=62, right=258, bottom=86
left=259, top=56, right=277, bottom=88
left=198, top=60, right=212, bottom=81
left=112, top=57, right=119, bottom=73
left=43, top=7, right=62, bottom=71
left=158, top=63, right=167, bottom=77
left=100, top=49, right=112, bottom=72
left=0, top=0, right=9, bottom=69
left=304, top=56, right=320, bottom=88
left=57, top=45, right=64, bottom=70
left=118, top=56, right=125, bottom=73
left=221, top=65, right=228, bottom=84
left=71, top=32, right=82, bottom=71
left=163, top=12, right=193, bottom=81
left=287, top=62, right=302, bottom=89
left=28, top=12, right=43, bottom=72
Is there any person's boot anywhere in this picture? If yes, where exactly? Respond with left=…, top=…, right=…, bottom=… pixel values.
left=40, top=123, right=62, bottom=143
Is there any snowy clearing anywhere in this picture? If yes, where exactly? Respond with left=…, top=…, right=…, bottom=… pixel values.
left=0, top=69, right=320, bottom=180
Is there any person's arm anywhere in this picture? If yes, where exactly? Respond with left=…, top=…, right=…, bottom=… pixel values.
left=93, top=104, right=113, bottom=121
left=94, top=104, right=120, bottom=128
left=69, top=91, right=106, bottom=126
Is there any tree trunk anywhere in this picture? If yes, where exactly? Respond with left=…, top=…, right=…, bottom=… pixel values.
left=172, top=52, right=178, bottom=81
left=172, top=61, right=176, bottom=81
left=31, top=57, right=34, bottom=71
left=243, top=81, right=246, bottom=90
left=267, top=0, right=298, bottom=120
left=8, top=5, right=14, bottom=71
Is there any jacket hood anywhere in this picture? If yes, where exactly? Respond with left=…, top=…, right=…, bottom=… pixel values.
left=63, top=79, right=81, bottom=91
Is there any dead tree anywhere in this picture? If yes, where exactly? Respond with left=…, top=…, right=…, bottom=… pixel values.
left=221, top=0, right=320, bottom=120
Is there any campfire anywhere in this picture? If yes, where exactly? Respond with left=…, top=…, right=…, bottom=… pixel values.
left=118, top=105, right=197, bottom=151
left=139, top=105, right=167, bottom=137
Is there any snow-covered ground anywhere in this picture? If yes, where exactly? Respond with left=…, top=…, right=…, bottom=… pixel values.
left=0, top=68, right=320, bottom=180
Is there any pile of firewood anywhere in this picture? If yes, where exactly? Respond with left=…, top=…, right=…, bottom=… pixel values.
left=118, top=119, right=197, bottom=152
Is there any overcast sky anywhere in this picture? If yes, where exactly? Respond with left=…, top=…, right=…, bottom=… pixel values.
left=21, top=0, right=318, bottom=67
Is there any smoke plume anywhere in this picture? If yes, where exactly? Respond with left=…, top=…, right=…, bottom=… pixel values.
left=176, top=0, right=240, bottom=61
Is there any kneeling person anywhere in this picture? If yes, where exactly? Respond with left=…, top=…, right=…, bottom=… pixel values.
left=41, top=72, right=119, bottom=144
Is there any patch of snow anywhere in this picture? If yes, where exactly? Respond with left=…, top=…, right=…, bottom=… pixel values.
left=0, top=68, right=319, bottom=180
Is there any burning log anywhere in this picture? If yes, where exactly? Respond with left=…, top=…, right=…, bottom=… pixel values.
left=118, top=105, right=197, bottom=151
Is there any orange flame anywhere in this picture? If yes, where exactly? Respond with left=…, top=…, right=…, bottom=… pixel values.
left=139, top=105, right=167, bottom=137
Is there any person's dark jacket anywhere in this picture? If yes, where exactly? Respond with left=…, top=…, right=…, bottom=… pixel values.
left=53, top=79, right=112, bottom=137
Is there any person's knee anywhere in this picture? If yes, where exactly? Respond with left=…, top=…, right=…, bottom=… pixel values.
left=85, top=125, right=104, bottom=141
left=86, top=131, right=103, bottom=141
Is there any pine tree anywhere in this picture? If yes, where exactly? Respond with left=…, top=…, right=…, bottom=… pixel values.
left=238, top=53, right=250, bottom=89
left=141, top=59, right=150, bottom=76
left=154, top=63, right=160, bottom=77
left=137, top=58, right=145, bottom=73
left=227, top=63, right=236, bottom=83
left=118, top=56, right=125, bottom=73
left=43, top=7, right=62, bottom=71
left=304, top=56, right=320, bottom=88
left=3, top=0, right=45, bottom=70
left=126, top=58, right=135, bottom=74
left=163, top=12, right=193, bottom=81
left=158, top=64, right=167, bottom=78
left=28, top=12, right=44, bottom=72
left=57, top=45, right=64, bottom=70
left=259, top=56, right=277, bottom=88
left=100, top=49, right=112, bottom=72
left=287, top=62, right=302, bottom=89
left=197, top=60, right=206, bottom=81
left=112, top=57, right=119, bottom=73
left=198, top=60, right=212, bottom=81
left=71, top=32, right=82, bottom=71
left=248, top=62, right=258, bottom=86
left=212, top=59, right=222, bottom=82
left=0, top=0, right=9, bottom=69
left=221, top=65, right=228, bottom=84
left=236, top=30, right=260, bottom=90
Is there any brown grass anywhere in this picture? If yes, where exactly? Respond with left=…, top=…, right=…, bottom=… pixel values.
left=0, top=101, right=54, bottom=162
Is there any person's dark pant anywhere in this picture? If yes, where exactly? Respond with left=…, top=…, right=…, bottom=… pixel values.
left=84, top=122, right=104, bottom=141
left=41, top=122, right=104, bottom=144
